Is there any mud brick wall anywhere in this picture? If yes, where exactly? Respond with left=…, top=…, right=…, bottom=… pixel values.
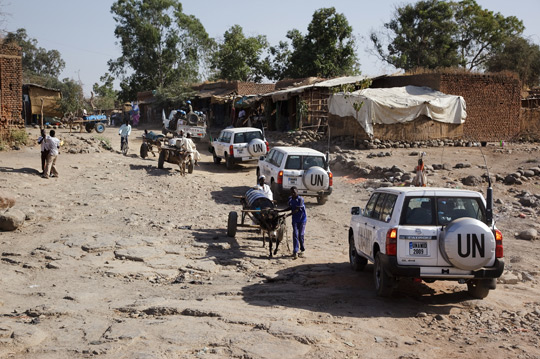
left=520, top=108, right=540, bottom=140
left=439, top=73, right=521, bottom=142
left=371, top=73, right=521, bottom=142
left=0, top=42, right=23, bottom=139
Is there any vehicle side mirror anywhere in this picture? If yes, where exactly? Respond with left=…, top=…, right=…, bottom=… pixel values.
left=260, top=155, right=266, bottom=161
left=351, top=206, right=360, bottom=215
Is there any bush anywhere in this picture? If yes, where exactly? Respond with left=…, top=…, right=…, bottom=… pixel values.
left=0, top=128, right=30, bottom=151
left=9, top=128, right=29, bottom=146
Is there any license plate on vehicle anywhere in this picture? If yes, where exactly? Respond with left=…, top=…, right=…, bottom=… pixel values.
left=288, top=178, right=297, bottom=184
left=409, top=242, right=428, bottom=256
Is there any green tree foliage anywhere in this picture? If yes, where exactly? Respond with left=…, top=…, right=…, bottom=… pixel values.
left=453, top=0, right=524, bottom=70
left=486, top=36, right=540, bottom=88
left=92, top=73, right=118, bottom=110
left=4, top=28, right=65, bottom=79
left=371, top=0, right=524, bottom=71
left=109, top=0, right=214, bottom=101
left=267, top=7, right=359, bottom=80
left=371, top=0, right=459, bottom=71
left=43, top=77, right=85, bottom=116
left=211, top=25, right=268, bottom=82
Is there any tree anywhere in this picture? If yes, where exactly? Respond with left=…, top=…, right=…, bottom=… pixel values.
left=486, top=36, right=540, bottom=88
left=109, top=0, right=214, bottom=101
left=453, top=0, right=524, bottom=70
left=268, top=7, right=359, bottom=80
left=371, top=0, right=524, bottom=72
left=210, top=25, right=268, bottom=82
left=92, top=73, right=118, bottom=110
left=371, top=0, right=459, bottom=71
left=4, top=28, right=65, bottom=79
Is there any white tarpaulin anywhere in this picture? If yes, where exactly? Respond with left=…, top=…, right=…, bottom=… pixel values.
left=328, top=85, right=466, bottom=137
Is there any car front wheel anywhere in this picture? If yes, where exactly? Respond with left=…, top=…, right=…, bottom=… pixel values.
left=349, top=235, right=367, bottom=272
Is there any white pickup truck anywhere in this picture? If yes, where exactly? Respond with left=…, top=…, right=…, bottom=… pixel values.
left=162, top=109, right=207, bottom=141
left=348, top=187, right=504, bottom=298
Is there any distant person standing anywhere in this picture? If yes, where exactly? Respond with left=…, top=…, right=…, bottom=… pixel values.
left=37, top=129, right=48, bottom=175
left=43, top=130, right=60, bottom=179
left=413, top=154, right=427, bottom=187
left=186, top=100, right=193, bottom=113
left=280, top=186, right=307, bottom=259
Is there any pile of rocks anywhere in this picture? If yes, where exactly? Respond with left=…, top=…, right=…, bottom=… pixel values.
left=62, top=135, right=113, bottom=154
left=498, top=166, right=540, bottom=185
left=327, top=136, right=482, bottom=150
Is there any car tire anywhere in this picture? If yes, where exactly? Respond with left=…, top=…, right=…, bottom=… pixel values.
left=140, top=143, right=149, bottom=159
left=349, top=235, right=367, bottom=272
left=271, top=181, right=282, bottom=202
left=317, top=195, right=328, bottom=205
left=213, top=151, right=221, bottom=164
left=158, top=150, right=166, bottom=169
left=227, top=211, right=238, bottom=237
left=225, top=154, right=234, bottom=170
left=467, top=279, right=491, bottom=299
left=374, top=252, right=394, bottom=297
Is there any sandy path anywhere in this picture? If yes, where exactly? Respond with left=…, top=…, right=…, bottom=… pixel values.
left=0, top=126, right=539, bottom=358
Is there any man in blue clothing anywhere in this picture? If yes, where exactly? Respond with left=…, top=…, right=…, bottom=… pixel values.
left=280, top=186, right=307, bottom=259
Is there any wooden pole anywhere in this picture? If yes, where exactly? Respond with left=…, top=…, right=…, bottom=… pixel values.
left=40, top=98, right=44, bottom=129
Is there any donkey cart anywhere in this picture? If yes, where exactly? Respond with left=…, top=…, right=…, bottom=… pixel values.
left=227, top=188, right=288, bottom=258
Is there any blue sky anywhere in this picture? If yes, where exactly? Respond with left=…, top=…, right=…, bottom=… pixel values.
left=4, top=0, right=540, bottom=96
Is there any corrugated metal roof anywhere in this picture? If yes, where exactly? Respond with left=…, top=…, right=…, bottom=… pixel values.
left=265, top=75, right=370, bottom=102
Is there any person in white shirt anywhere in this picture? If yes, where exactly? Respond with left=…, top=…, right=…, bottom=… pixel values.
left=37, top=128, right=48, bottom=174
left=118, top=119, right=132, bottom=150
left=43, top=130, right=60, bottom=179
left=256, top=175, right=273, bottom=201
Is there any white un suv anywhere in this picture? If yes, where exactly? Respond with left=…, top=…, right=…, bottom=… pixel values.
left=348, top=187, right=504, bottom=298
left=257, top=146, right=333, bottom=204
left=210, top=127, right=268, bottom=170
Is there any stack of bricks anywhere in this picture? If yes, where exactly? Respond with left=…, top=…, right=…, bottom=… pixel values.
left=372, top=72, right=522, bottom=142
left=0, top=42, right=23, bottom=140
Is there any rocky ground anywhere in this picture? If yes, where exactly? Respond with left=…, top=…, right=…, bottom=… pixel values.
left=0, top=125, right=539, bottom=359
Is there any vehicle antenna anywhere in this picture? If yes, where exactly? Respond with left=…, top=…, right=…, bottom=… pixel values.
left=472, top=136, right=493, bottom=225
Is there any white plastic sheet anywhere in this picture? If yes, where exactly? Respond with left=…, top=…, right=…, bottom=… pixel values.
left=328, top=86, right=466, bottom=137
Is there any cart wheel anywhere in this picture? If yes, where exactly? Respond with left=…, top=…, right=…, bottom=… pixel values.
left=227, top=211, right=238, bottom=237
left=95, top=123, right=106, bottom=133
left=85, top=123, right=94, bottom=133
left=188, top=159, right=194, bottom=174
left=140, top=143, right=149, bottom=158
left=158, top=150, right=166, bottom=169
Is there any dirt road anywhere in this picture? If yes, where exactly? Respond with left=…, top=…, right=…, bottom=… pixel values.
left=1, top=126, right=539, bottom=358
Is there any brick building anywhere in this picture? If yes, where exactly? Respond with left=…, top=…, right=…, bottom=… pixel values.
left=0, top=42, right=23, bottom=139
left=370, top=72, right=521, bottom=142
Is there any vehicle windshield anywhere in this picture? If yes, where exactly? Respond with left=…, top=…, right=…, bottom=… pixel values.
left=285, top=155, right=326, bottom=170
left=234, top=131, right=263, bottom=144
left=401, top=196, right=486, bottom=226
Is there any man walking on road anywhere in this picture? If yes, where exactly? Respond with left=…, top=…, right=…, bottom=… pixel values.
left=280, top=186, right=307, bottom=259
left=43, top=130, right=60, bottom=179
